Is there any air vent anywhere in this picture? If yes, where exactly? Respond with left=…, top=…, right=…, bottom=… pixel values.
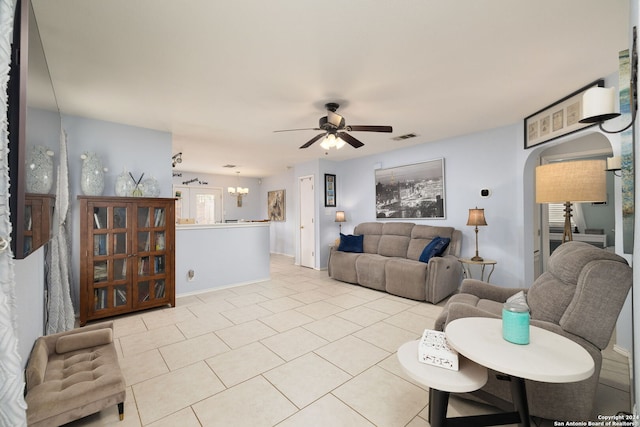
left=392, top=133, right=418, bottom=141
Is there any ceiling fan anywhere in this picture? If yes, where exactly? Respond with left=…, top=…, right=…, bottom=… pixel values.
left=274, top=102, right=393, bottom=149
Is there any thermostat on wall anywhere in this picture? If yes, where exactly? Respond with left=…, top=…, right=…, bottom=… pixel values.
left=480, top=188, right=491, bottom=198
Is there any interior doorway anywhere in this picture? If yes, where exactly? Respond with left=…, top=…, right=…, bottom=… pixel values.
left=535, top=133, right=614, bottom=274
left=299, top=175, right=315, bottom=268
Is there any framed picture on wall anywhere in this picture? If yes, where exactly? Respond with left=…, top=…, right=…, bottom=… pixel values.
left=375, top=159, right=446, bottom=219
left=524, top=79, right=603, bottom=149
left=325, top=174, right=336, bottom=207
left=267, top=190, right=286, bottom=221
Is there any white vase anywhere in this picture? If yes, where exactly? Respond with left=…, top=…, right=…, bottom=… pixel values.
left=80, top=152, right=105, bottom=196
left=25, top=145, right=54, bottom=194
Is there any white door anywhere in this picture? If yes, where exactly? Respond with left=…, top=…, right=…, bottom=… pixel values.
left=299, top=175, right=315, bottom=268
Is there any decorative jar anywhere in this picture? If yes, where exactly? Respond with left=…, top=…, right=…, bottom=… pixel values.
left=25, top=145, right=54, bottom=194
left=141, top=177, right=160, bottom=197
left=502, top=301, right=530, bottom=345
left=80, top=152, right=106, bottom=196
left=115, top=169, right=134, bottom=196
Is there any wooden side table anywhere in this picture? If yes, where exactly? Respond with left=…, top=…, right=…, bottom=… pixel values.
left=459, top=258, right=497, bottom=282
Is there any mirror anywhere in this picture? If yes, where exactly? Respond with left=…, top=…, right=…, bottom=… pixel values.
left=8, top=0, right=61, bottom=259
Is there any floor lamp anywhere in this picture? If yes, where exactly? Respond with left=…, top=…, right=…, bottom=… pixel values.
left=535, top=160, right=606, bottom=243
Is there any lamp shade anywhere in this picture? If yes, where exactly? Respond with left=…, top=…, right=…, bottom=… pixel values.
left=335, top=211, right=346, bottom=222
left=606, top=156, right=621, bottom=171
left=466, top=208, right=487, bottom=226
left=579, top=87, right=621, bottom=124
left=535, top=160, right=606, bottom=203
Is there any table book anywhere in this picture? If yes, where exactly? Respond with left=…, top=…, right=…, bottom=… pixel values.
left=418, top=329, right=459, bottom=371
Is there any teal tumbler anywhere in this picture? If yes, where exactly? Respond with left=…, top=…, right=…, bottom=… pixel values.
left=502, top=302, right=530, bottom=345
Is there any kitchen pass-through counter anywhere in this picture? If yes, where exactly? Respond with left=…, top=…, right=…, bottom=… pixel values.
left=175, top=222, right=270, bottom=296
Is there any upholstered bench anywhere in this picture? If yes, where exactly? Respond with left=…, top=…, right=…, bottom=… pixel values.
left=25, top=322, right=126, bottom=427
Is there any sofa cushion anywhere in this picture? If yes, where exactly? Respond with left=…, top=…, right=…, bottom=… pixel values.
left=418, top=237, right=450, bottom=263
left=385, top=258, right=428, bottom=300
left=328, top=250, right=361, bottom=284
left=378, top=221, right=414, bottom=258
left=378, top=235, right=411, bottom=258
left=381, top=222, right=415, bottom=237
left=354, top=222, right=384, bottom=254
left=338, top=233, right=364, bottom=253
left=355, top=254, right=388, bottom=291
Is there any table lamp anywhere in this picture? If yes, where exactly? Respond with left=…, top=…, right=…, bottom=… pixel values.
left=467, top=207, right=487, bottom=261
left=335, top=210, right=346, bottom=232
left=535, top=159, right=606, bottom=243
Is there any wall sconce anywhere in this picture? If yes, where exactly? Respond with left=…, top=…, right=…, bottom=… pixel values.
left=579, top=27, right=637, bottom=134
left=228, top=171, right=249, bottom=207
left=606, top=156, right=622, bottom=177
left=466, top=207, right=487, bottom=261
left=535, top=159, right=606, bottom=243
left=172, top=152, right=183, bottom=167
left=335, top=210, right=346, bottom=232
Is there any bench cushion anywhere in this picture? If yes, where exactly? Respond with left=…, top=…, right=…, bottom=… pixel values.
left=56, top=328, right=113, bottom=354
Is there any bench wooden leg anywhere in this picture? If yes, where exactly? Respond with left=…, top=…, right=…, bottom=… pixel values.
left=118, top=402, right=124, bottom=421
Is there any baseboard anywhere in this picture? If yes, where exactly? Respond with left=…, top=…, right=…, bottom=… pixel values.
left=614, top=343, right=636, bottom=416
left=614, top=344, right=632, bottom=359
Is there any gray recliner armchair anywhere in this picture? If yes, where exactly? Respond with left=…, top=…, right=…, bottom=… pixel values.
left=435, top=241, right=632, bottom=421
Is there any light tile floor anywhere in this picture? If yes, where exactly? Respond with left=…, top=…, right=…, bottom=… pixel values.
left=65, top=254, right=631, bottom=427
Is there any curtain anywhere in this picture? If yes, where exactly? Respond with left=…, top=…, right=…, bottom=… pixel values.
left=46, top=129, right=74, bottom=334
left=0, top=0, right=28, bottom=424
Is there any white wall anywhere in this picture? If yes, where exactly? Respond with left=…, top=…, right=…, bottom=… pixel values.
left=261, top=167, right=296, bottom=256
left=333, top=124, right=523, bottom=286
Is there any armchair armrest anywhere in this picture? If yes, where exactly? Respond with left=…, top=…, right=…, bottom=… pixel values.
left=459, top=279, right=526, bottom=303
left=426, top=255, right=463, bottom=303
left=444, top=302, right=502, bottom=326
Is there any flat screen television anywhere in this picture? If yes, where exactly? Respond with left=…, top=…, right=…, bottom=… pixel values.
left=7, top=0, right=60, bottom=259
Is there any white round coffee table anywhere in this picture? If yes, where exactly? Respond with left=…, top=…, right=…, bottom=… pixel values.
left=445, top=317, right=594, bottom=383
left=444, top=317, right=595, bottom=427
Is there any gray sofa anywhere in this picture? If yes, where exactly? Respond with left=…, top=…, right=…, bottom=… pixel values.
left=328, top=222, right=463, bottom=303
left=435, top=241, right=633, bottom=421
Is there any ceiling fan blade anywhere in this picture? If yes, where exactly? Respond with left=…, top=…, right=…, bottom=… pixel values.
left=338, top=132, right=364, bottom=148
left=299, top=133, right=326, bottom=149
left=274, top=127, right=321, bottom=133
left=348, top=125, right=393, bottom=133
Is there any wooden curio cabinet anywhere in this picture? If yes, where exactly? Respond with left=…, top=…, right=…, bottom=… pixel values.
left=23, top=193, right=55, bottom=256
left=79, top=196, right=175, bottom=325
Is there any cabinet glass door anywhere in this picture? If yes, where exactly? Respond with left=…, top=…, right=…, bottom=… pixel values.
left=89, top=203, right=130, bottom=314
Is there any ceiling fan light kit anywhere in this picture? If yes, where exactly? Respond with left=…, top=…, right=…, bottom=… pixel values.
left=274, top=102, right=393, bottom=150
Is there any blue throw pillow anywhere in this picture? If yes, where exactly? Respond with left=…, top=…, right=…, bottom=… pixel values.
left=338, top=233, right=364, bottom=253
left=419, top=237, right=451, bottom=263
